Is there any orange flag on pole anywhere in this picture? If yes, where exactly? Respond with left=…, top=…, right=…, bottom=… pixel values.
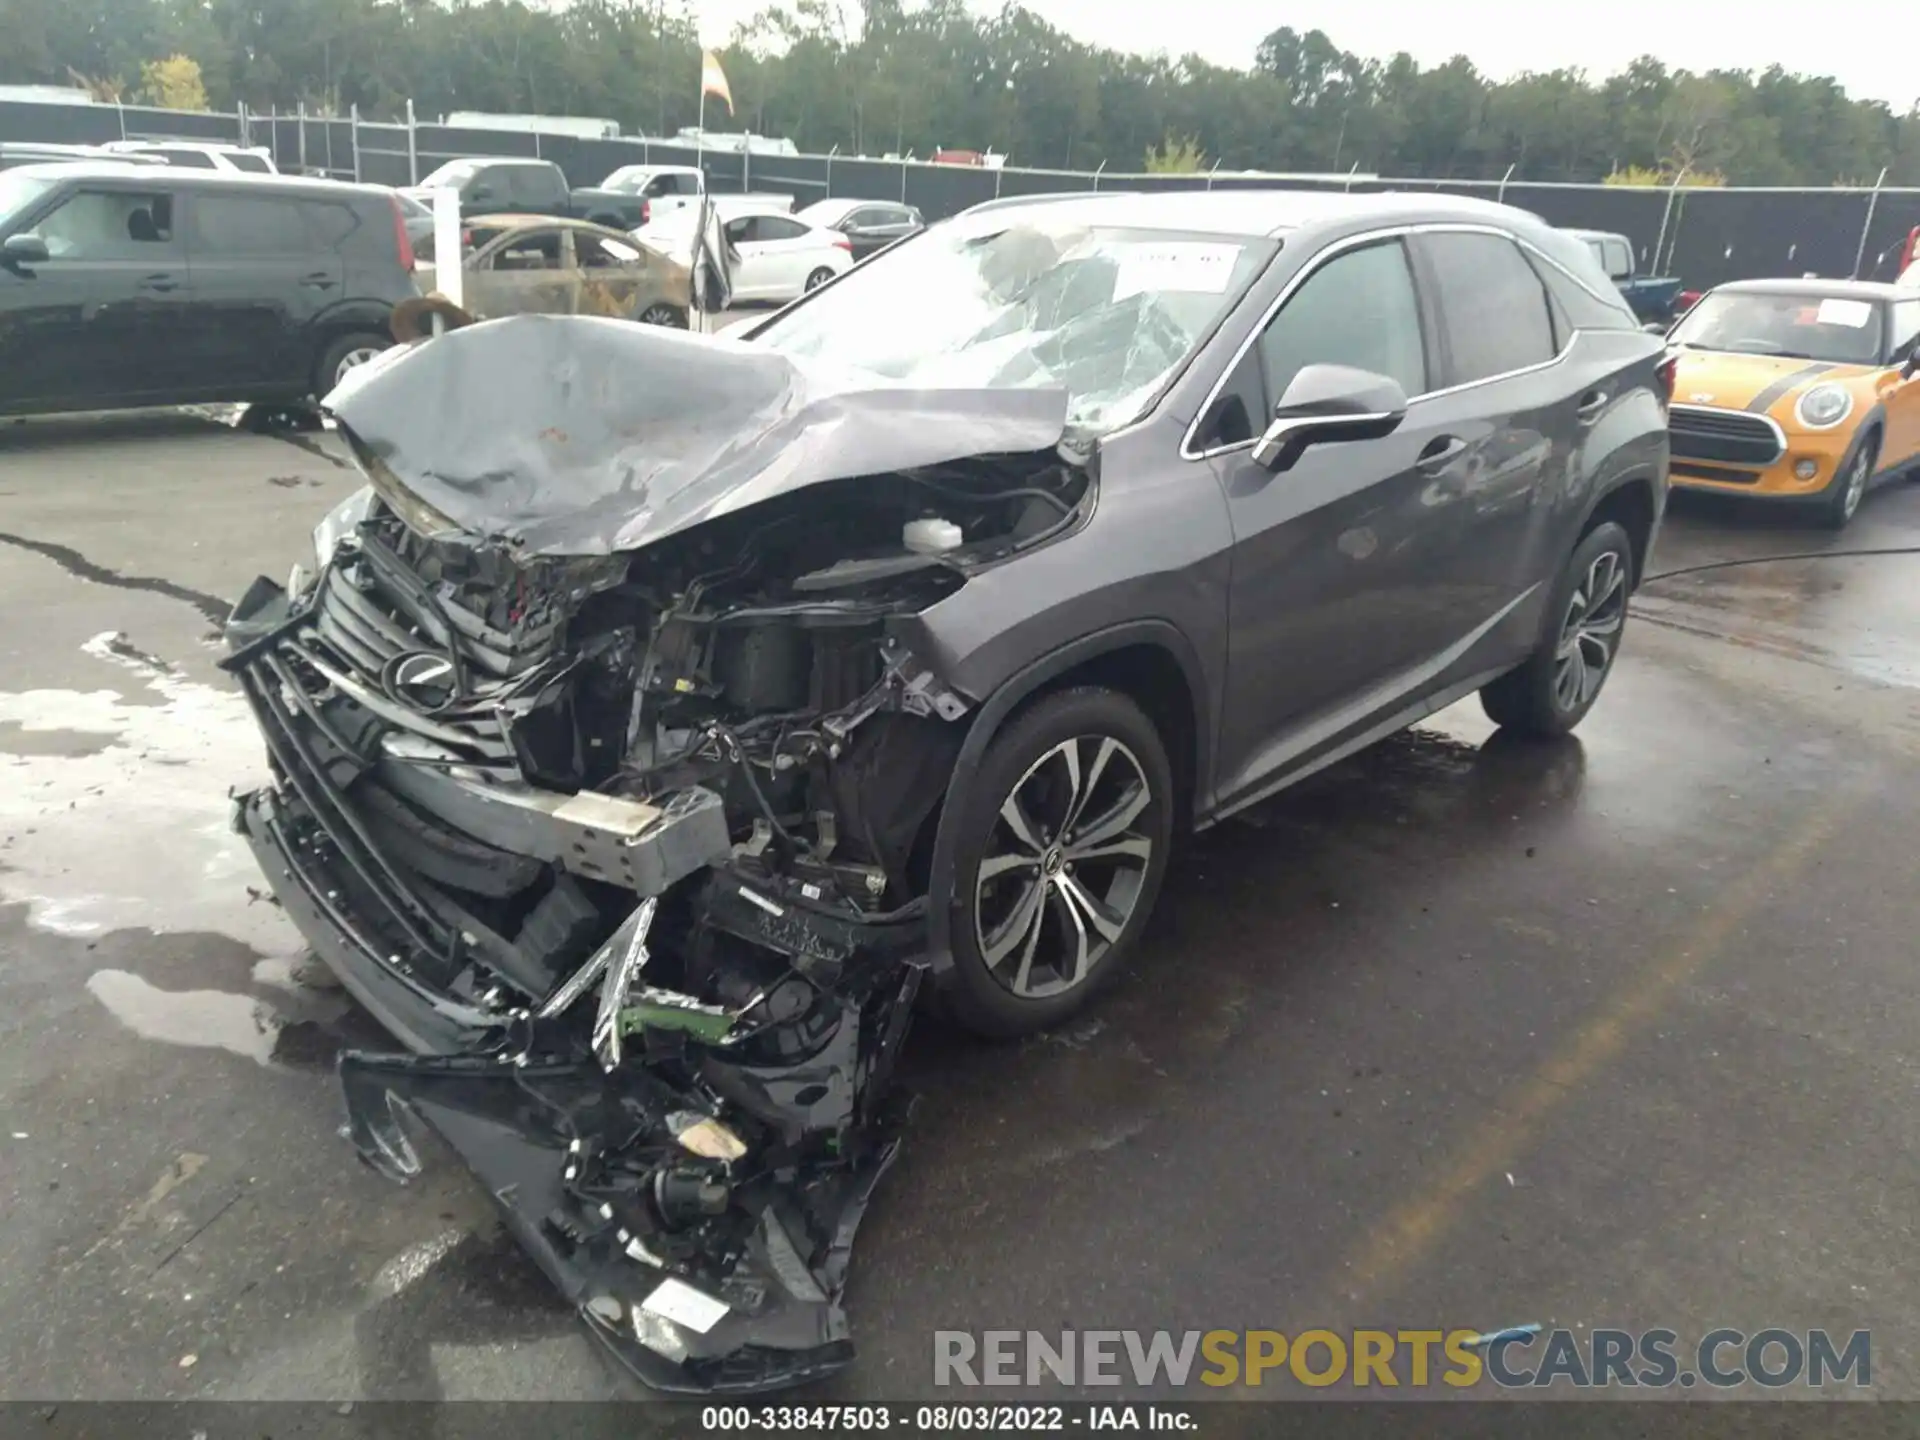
left=700, top=50, right=734, bottom=116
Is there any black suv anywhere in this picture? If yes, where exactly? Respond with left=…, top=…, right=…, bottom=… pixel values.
left=0, top=163, right=417, bottom=416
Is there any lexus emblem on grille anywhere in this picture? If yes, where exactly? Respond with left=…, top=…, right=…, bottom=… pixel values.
left=382, top=651, right=459, bottom=713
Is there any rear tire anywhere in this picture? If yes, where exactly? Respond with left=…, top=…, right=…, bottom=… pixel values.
left=938, top=687, right=1174, bottom=1038
left=314, top=331, right=390, bottom=399
left=1480, top=521, right=1634, bottom=738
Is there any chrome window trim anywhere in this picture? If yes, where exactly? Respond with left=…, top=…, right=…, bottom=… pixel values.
left=1666, top=403, right=1787, bottom=462
left=1180, top=221, right=1611, bottom=463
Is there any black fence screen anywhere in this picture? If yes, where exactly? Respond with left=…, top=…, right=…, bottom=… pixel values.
left=5, top=97, right=1917, bottom=291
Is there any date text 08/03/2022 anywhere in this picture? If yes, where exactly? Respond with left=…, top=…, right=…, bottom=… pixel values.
left=701, top=1405, right=1197, bottom=1431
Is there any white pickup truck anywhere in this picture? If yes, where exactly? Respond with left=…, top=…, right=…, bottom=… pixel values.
left=595, top=164, right=793, bottom=225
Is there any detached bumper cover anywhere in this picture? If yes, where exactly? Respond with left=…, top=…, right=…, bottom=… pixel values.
left=337, top=966, right=917, bottom=1395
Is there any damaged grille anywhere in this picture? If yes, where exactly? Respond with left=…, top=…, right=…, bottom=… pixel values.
left=291, top=545, right=564, bottom=768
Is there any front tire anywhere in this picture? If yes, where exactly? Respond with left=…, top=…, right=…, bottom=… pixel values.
left=940, top=687, right=1174, bottom=1038
left=1480, top=521, right=1634, bottom=738
left=1820, top=434, right=1876, bottom=530
left=804, top=266, right=835, bottom=292
left=314, top=331, right=390, bottom=399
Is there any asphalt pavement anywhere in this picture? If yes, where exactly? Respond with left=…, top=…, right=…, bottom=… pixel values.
left=3, top=409, right=1920, bottom=1401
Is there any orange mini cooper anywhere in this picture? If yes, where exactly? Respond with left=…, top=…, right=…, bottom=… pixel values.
left=1666, top=279, right=1920, bottom=527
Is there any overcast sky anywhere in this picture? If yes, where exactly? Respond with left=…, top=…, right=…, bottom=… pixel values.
left=693, top=0, right=1919, bottom=111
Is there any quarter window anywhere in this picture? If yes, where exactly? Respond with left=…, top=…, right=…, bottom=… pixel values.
left=1421, top=231, right=1559, bottom=384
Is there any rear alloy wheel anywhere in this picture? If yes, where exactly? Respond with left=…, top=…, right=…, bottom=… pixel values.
left=1821, top=435, right=1876, bottom=530
left=804, top=266, right=835, bottom=292
left=315, top=331, right=391, bottom=398
left=1481, top=521, right=1633, bottom=738
left=942, top=687, right=1173, bottom=1037
left=637, top=302, right=687, bottom=327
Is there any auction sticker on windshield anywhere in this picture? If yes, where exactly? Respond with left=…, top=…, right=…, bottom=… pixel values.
left=1816, top=298, right=1873, bottom=328
left=1112, top=242, right=1240, bottom=300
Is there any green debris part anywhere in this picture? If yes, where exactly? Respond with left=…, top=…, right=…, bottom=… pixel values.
left=618, top=988, right=737, bottom=1044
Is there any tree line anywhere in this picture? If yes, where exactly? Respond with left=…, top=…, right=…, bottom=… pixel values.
left=7, top=0, right=1919, bottom=185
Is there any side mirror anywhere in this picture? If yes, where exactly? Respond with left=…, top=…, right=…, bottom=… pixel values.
left=1253, top=363, right=1409, bottom=472
left=2, top=233, right=50, bottom=270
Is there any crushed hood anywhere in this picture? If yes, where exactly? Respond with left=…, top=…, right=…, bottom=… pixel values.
left=324, top=313, right=1069, bottom=558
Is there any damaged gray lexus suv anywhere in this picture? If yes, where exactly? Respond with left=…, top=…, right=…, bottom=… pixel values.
left=224, top=189, right=1669, bottom=1393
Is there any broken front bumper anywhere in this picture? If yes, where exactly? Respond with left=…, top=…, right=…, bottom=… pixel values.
left=226, top=575, right=928, bottom=1395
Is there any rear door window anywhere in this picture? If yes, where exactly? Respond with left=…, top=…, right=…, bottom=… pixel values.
left=755, top=216, right=809, bottom=242
left=189, top=194, right=312, bottom=254
left=580, top=232, right=645, bottom=269
left=1420, top=231, right=1560, bottom=385
left=486, top=229, right=563, bottom=270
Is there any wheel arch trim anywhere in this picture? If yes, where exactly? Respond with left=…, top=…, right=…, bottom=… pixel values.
left=921, top=619, right=1212, bottom=977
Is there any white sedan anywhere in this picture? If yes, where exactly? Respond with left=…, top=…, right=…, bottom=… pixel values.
left=636, top=207, right=854, bottom=306
left=719, top=212, right=854, bottom=302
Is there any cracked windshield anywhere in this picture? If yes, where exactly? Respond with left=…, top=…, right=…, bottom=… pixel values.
left=754, top=217, right=1274, bottom=433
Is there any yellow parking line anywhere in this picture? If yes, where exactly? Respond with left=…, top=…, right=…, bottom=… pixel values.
left=1227, top=790, right=1857, bottom=1395
left=1341, top=792, right=1853, bottom=1303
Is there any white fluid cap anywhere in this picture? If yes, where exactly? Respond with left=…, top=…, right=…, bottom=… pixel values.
left=903, top=518, right=963, bottom=554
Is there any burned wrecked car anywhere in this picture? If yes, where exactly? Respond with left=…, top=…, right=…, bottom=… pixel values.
left=224, top=190, right=1669, bottom=1392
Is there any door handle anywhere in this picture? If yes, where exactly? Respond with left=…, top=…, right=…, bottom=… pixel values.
left=138, top=274, right=179, bottom=293
left=300, top=272, right=337, bottom=289
left=1576, top=389, right=1610, bottom=423
left=1416, top=435, right=1467, bottom=472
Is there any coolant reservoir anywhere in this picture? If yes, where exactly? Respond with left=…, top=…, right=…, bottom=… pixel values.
left=903, top=517, right=963, bottom=554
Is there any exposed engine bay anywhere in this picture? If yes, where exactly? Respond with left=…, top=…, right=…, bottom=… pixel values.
left=221, top=315, right=1088, bottom=1392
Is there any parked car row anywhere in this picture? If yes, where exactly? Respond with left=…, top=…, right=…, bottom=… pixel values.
left=0, top=162, right=414, bottom=415
left=0, top=144, right=937, bottom=416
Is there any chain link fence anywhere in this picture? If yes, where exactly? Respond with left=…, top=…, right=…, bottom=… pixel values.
left=6, top=96, right=1917, bottom=290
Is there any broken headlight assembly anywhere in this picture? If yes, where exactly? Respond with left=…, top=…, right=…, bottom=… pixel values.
left=311, top=486, right=374, bottom=568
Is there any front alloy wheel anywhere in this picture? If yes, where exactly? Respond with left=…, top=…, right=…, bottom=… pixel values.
left=943, top=686, right=1174, bottom=1037
left=974, top=736, right=1155, bottom=999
